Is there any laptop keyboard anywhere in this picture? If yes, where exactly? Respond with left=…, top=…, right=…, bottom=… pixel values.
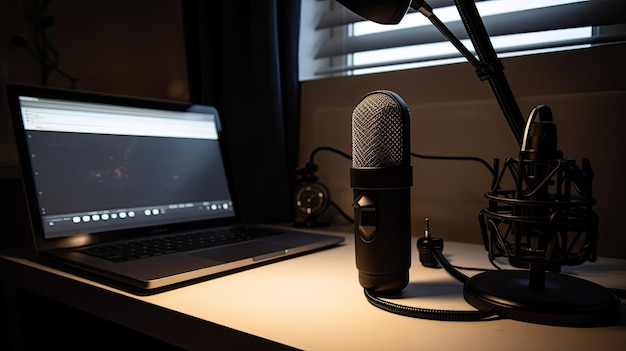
left=79, top=226, right=282, bottom=262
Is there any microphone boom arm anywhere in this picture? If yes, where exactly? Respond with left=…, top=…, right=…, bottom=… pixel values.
left=415, top=2, right=482, bottom=69
left=411, top=0, right=525, bottom=145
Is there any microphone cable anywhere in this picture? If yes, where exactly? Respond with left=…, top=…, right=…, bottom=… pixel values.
left=300, top=145, right=496, bottom=225
left=301, top=146, right=354, bottom=224
left=410, top=152, right=495, bottom=177
left=363, top=228, right=502, bottom=322
left=364, top=288, right=501, bottom=321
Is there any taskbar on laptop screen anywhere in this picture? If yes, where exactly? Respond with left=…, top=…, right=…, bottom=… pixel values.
left=41, top=199, right=235, bottom=239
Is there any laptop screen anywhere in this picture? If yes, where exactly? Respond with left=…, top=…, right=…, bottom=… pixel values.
left=13, top=88, right=236, bottom=240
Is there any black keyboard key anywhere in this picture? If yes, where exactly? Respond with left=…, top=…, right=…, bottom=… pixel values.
left=79, top=226, right=282, bottom=262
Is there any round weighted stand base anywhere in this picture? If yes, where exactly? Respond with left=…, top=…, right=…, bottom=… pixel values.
left=463, top=270, right=620, bottom=327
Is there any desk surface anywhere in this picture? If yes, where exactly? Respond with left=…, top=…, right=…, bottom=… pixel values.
left=1, top=228, right=625, bottom=350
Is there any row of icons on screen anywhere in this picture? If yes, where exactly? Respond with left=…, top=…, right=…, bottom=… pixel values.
left=46, top=201, right=232, bottom=226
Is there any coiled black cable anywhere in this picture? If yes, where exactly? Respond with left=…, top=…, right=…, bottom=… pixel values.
left=363, top=289, right=501, bottom=321
left=363, top=246, right=502, bottom=321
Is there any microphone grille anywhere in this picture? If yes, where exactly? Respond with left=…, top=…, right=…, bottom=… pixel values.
left=352, top=91, right=410, bottom=168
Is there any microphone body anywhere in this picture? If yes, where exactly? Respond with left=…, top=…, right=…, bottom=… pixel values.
left=514, top=105, right=558, bottom=287
left=350, top=90, right=412, bottom=294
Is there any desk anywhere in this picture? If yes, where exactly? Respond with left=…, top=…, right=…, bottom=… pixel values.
left=1, top=229, right=625, bottom=350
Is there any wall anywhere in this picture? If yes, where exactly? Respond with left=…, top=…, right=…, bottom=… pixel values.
left=0, top=0, right=187, bottom=247
left=299, top=43, right=626, bottom=259
left=1, top=0, right=187, bottom=173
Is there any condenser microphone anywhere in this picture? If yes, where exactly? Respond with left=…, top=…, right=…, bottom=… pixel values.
left=470, top=105, right=620, bottom=326
left=350, top=90, right=412, bottom=295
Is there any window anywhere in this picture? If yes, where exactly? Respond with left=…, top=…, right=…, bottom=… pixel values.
left=299, top=0, right=626, bottom=81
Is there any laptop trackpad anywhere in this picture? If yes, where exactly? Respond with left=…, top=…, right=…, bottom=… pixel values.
left=191, top=242, right=287, bottom=263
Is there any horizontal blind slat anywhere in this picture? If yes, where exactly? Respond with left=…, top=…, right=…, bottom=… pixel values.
left=315, top=32, right=626, bottom=75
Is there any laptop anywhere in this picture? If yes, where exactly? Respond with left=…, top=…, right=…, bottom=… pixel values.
left=7, top=84, right=344, bottom=291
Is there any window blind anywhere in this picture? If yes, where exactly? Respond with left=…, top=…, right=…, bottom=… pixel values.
left=303, top=0, right=626, bottom=79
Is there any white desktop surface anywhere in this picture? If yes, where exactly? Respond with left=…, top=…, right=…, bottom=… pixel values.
left=2, top=229, right=625, bottom=350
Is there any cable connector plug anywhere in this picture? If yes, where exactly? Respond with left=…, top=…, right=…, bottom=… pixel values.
left=417, top=218, right=444, bottom=268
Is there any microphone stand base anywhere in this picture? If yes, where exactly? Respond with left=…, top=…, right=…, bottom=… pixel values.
left=463, top=270, right=620, bottom=327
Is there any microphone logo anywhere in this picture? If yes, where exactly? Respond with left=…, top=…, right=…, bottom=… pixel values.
left=350, top=90, right=412, bottom=294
